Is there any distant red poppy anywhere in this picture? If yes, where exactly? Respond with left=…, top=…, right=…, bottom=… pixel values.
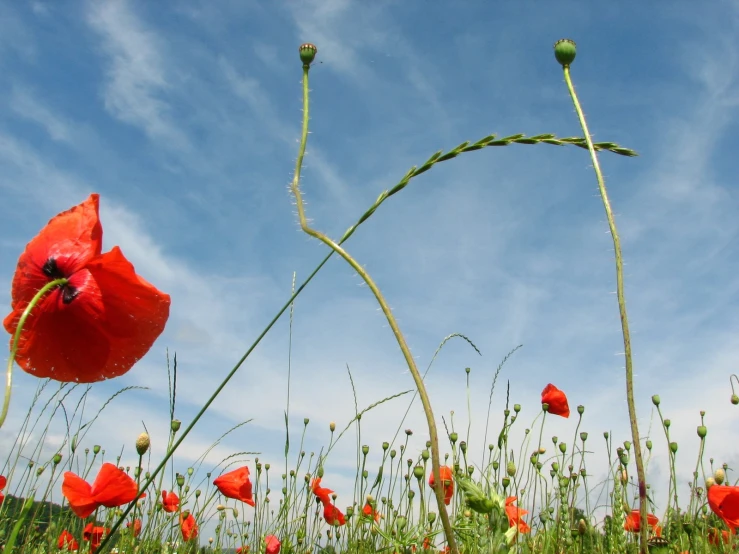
left=362, top=501, right=381, bottom=522
left=236, top=547, right=250, bottom=554
left=265, top=535, right=281, bottom=554
left=83, top=523, right=109, bottom=553
left=708, top=527, right=734, bottom=545
left=3, top=194, right=170, bottom=383
left=180, top=512, right=198, bottom=541
left=708, top=485, right=739, bottom=530
left=0, top=475, right=6, bottom=503
left=541, top=384, right=570, bottom=418
left=311, top=477, right=334, bottom=505
left=428, top=466, right=454, bottom=506
left=126, top=518, right=142, bottom=537
left=505, top=497, right=531, bottom=534
left=323, top=501, right=347, bottom=526
left=58, top=529, right=79, bottom=551
left=161, top=490, right=179, bottom=512
left=623, top=510, right=659, bottom=533
left=62, top=463, right=142, bottom=518
left=214, top=466, right=255, bottom=507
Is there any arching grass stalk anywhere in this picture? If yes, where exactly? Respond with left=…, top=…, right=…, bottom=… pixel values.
left=555, top=38, right=648, bottom=554
left=290, top=44, right=458, bottom=554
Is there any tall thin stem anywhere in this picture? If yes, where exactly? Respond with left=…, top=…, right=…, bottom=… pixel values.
left=291, top=61, right=459, bottom=554
left=562, top=64, right=648, bottom=554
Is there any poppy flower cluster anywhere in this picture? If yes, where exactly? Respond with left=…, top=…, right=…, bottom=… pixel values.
left=708, top=484, right=739, bottom=530
left=311, top=476, right=346, bottom=526
left=62, top=463, right=142, bottom=518
left=83, top=524, right=110, bottom=553
left=181, top=512, right=199, bottom=541
left=3, top=194, right=170, bottom=383
left=58, top=529, right=79, bottom=551
left=541, top=383, right=570, bottom=418
left=428, top=466, right=454, bottom=505
left=214, top=466, right=256, bottom=506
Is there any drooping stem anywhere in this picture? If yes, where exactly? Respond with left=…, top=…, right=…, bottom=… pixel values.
left=291, top=60, right=459, bottom=554
left=1, top=278, right=68, bottom=429
left=562, top=65, right=648, bottom=554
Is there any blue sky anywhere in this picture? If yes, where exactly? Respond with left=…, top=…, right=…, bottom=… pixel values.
left=1, top=0, right=738, bottom=539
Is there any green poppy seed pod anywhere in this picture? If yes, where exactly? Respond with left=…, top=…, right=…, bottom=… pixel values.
left=390, top=449, right=397, bottom=459
left=550, top=469, right=556, bottom=478
left=187, top=467, right=194, bottom=476
left=501, top=477, right=510, bottom=489
left=536, top=462, right=543, bottom=471
left=134, top=467, right=141, bottom=477
left=93, top=445, right=101, bottom=455
left=514, top=404, right=521, bottom=413
left=580, top=468, right=587, bottom=478
left=304, top=418, right=309, bottom=426
left=171, top=419, right=181, bottom=432
left=697, top=425, right=707, bottom=438
left=265, top=463, right=270, bottom=471
left=207, top=472, right=212, bottom=478
left=329, top=421, right=336, bottom=432
left=256, top=463, right=262, bottom=473
left=282, top=486, right=288, bottom=496
left=553, top=39, right=577, bottom=67
left=542, top=402, right=550, bottom=413
left=652, top=394, right=661, bottom=406
left=669, top=441, right=678, bottom=453
left=362, top=445, right=369, bottom=456
left=492, top=461, right=499, bottom=471
left=559, top=442, right=567, bottom=454
left=646, top=440, right=653, bottom=451
left=580, top=432, right=588, bottom=442
left=623, top=441, right=631, bottom=451
left=530, top=454, right=538, bottom=466
left=620, top=453, right=629, bottom=466
left=552, top=462, right=560, bottom=472
left=453, top=463, right=460, bottom=475
left=460, top=441, right=467, bottom=453
left=465, top=367, right=471, bottom=374
left=421, top=449, right=429, bottom=461
left=715, top=468, right=726, bottom=485
left=135, top=432, right=150, bottom=456
left=413, top=465, right=424, bottom=480
left=407, top=459, right=413, bottom=469
left=176, top=473, right=185, bottom=487
left=146, top=472, right=151, bottom=479
left=53, top=453, right=62, bottom=465
left=403, top=429, right=412, bottom=437
left=552, top=436, right=558, bottom=445
left=404, top=473, right=410, bottom=482
left=427, top=511, right=436, bottom=524
left=299, top=43, right=317, bottom=66
left=467, top=466, right=474, bottom=476
left=195, top=489, right=201, bottom=498
left=37, top=466, right=44, bottom=476
left=504, top=409, right=510, bottom=417
left=450, top=432, right=458, bottom=444
left=362, top=470, right=368, bottom=479
left=408, top=490, right=415, bottom=500
left=603, top=431, right=609, bottom=440
left=317, top=466, right=324, bottom=478
left=346, top=505, right=353, bottom=517
left=85, top=449, right=90, bottom=455
left=731, top=394, right=739, bottom=405
left=488, top=443, right=494, bottom=452
left=382, top=441, right=389, bottom=451
left=664, top=419, right=671, bottom=428
left=539, top=511, right=550, bottom=524
left=185, top=485, right=190, bottom=493
left=559, top=477, right=569, bottom=489
left=700, top=410, right=706, bottom=417
left=426, top=440, right=432, bottom=448
left=577, top=405, right=584, bottom=416
left=507, top=461, right=516, bottom=477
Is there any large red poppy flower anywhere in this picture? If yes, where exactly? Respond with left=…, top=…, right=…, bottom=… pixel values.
left=180, top=512, right=198, bottom=541
left=3, top=194, right=170, bottom=383
left=505, top=497, right=531, bottom=534
left=62, top=463, right=142, bottom=518
left=58, top=529, right=79, bottom=551
left=623, top=510, right=659, bottom=533
left=161, top=490, right=179, bottom=513
left=265, top=535, right=281, bottom=554
left=428, top=466, right=454, bottom=505
left=214, top=466, right=255, bottom=507
left=0, top=475, right=6, bottom=503
left=541, top=384, right=570, bottom=418
left=323, top=502, right=347, bottom=526
left=311, top=477, right=334, bottom=505
left=708, top=485, right=739, bottom=530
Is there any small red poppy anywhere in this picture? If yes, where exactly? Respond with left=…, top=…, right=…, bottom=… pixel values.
left=214, top=466, right=255, bottom=507
left=3, top=194, right=170, bottom=383
left=362, top=501, right=380, bottom=522
left=126, top=518, right=142, bottom=537
left=708, top=485, right=739, bottom=530
left=708, top=527, right=734, bottom=545
left=428, top=466, right=454, bottom=505
left=58, top=529, right=79, bottom=551
left=265, top=535, right=281, bottom=554
left=161, top=490, right=179, bottom=512
left=62, top=463, right=142, bottom=518
left=311, top=477, right=334, bottom=505
left=323, top=501, right=347, bottom=526
left=623, top=510, right=659, bottom=533
left=0, top=475, right=6, bottom=503
left=236, top=547, right=250, bottom=554
left=83, top=523, right=109, bottom=553
left=541, top=384, right=570, bottom=418
left=180, top=512, right=198, bottom=541
left=505, top=496, right=531, bottom=534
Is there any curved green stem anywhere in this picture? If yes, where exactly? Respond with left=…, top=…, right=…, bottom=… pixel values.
left=291, top=64, right=459, bottom=554
left=1, top=278, right=68, bottom=429
left=562, top=65, right=648, bottom=554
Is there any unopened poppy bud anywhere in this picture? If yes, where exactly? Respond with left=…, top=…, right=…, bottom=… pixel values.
left=552, top=436, right=558, bottom=445
left=136, top=432, right=150, bottom=456
left=731, top=394, right=739, bottom=405
left=421, top=449, right=429, bottom=461
left=329, top=421, right=335, bottom=432
left=317, top=466, right=324, bottom=478
left=552, top=462, right=559, bottom=472
left=346, top=505, right=353, bottom=517
left=265, top=463, right=270, bottom=471
left=514, top=404, right=521, bottom=413
left=501, top=477, right=510, bottom=488
left=492, top=461, right=499, bottom=471
left=669, top=442, right=678, bottom=453
left=580, top=432, right=588, bottom=442
left=550, top=469, right=556, bottom=478
left=134, top=467, right=141, bottom=477
left=233, top=508, right=239, bottom=518
left=559, top=477, right=569, bottom=489
left=176, top=474, right=185, bottom=487
left=217, top=504, right=225, bottom=511
left=408, top=490, right=415, bottom=500
left=195, top=489, right=201, bottom=497
left=362, top=445, right=369, bottom=456
left=553, top=39, right=577, bottom=67
left=697, top=425, right=707, bottom=438
left=646, top=440, right=652, bottom=451
left=413, top=465, right=424, bottom=479
left=559, top=442, right=567, bottom=454
left=171, top=420, right=181, bottom=432
left=619, top=453, right=629, bottom=466
left=390, top=449, right=397, bottom=459
left=460, top=441, right=467, bottom=453
left=715, top=468, right=726, bottom=485
left=299, top=43, right=317, bottom=66
left=467, top=466, right=475, bottom=476
left=577, top=405, right=584, bottom=415
left=706, top=477, right=716, bottom=488
left=362, top=470, right=368, bottom=479
left=507, top=461, right=516, bottom=477
left=187, top=467, right=194, bottom=476
left=580, top=468, right=586, bottom=477
left=93, top=445, right=101, bottom=454
left=664, top=419, right=671, bottom=428
left=450, top=432, right=458, bottom=444
left=37, top=466, right=44, bottom=476
left=184, top=485, right=190, bottom=493
left=53, top=453, right=62, bottom=465
left=623, top=441, right=631, bottom=451
left=427, top=511, right=436, bottom=524
left=382, top=442, right=389, bottom=451
left=603, top=432, right=609, bottom=440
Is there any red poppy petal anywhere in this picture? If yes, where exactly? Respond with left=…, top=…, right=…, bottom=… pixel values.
left=62, top=472, right=98, bottom=518
left=90, top=463, right=139, bottom=508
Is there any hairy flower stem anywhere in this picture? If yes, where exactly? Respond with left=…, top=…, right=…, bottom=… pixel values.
left=1, top=278, right=68, bottom=429
left=291, top=64, right=459, bottom=554
left=562, top=66, right=648, bottom=554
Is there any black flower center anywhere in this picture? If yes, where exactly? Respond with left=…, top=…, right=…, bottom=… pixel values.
left=42, top=257, right=79, bottom=304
